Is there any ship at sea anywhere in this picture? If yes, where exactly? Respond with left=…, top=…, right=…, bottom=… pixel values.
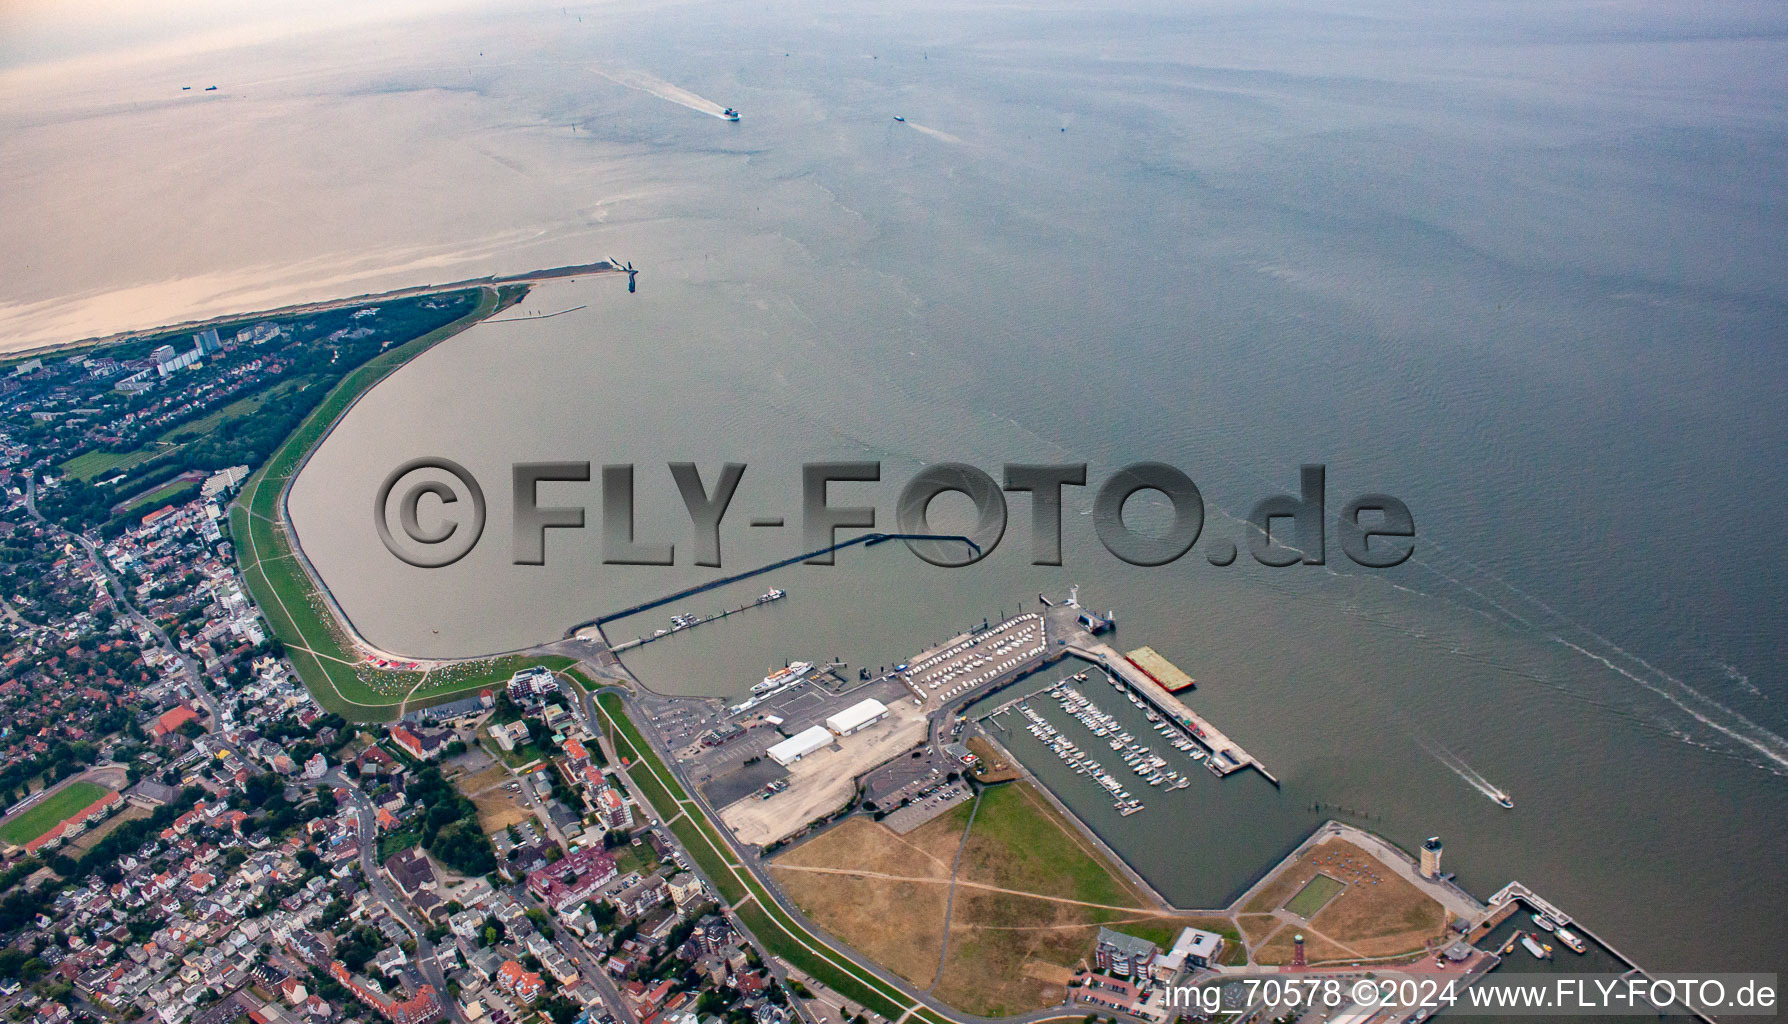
left=753, top=661, right=811, bottom=693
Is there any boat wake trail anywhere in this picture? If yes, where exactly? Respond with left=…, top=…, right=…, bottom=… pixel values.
left=1418, top=737, right=1513, bottom=808
left=901, top=121, right=965, bottom=145
left=1408, top=538, right=1788, bottom=777
left=594, top=66, right=730, bottom=118
left=1166, top=453, right=1787, bottom=778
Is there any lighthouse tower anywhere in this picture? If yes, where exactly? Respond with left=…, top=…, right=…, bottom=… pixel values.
left=1421, top=836, right=1444, bottom=879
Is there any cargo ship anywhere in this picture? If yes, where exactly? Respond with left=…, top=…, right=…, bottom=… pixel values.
left=753, top=661, right=811, bottom=693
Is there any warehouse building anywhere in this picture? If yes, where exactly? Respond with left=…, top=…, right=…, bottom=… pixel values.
left=767, top=725, right=834, bottom=766
left=824, top=698, right=889, bottom=736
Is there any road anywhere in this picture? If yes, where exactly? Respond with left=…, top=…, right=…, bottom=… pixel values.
left=560, top=676, right=828, bottom=1024
left=550, top=929, right=638, bottom=1024
left=328, top=768, right=461, bottom=1022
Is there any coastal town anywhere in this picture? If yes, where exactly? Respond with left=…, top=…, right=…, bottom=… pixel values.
left=0, top=297, right=1708, bottom=1024
left=0, top=466, right=808, bottom=1024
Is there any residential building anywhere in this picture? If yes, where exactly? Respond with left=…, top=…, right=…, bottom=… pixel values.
left=1094, top=927, right=1158, bottom=978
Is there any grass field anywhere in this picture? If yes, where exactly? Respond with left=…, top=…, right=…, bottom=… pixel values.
left=123, top=477, right=199, bottom=512
left=964, top=737, right=1020, bottom=783
left=460, top=764, right=534, bottom=833
left=1285, top=873, right=1345, bottom=918
left=59, top=448, right=160, bottom=482
left=0, top=781, right=110, bottom=846
left=773, top=780, right=1243, bottom=1016
left=68, top=804, right=150, bottom=854
left=773, top=811, right=969, bottom=986
left=953, top=781, right=1144, bottom=907
left=1242, top=837, right=1450, bottom=965
left=161, top=376, right=318, bottom=442
left=1254, top=927, right=1354, bottom=966
left=229, top=285, right=537, bottom=721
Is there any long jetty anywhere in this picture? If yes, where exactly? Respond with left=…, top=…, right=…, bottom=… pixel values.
left=609, top=590, right=786, bottom=653
left=566, top=532, right=978, bottom=638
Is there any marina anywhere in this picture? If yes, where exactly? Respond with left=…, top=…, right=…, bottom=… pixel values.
left=1003, top=673, right=1208, bottom=816
left=1064, top=638, right=1275, bottom=783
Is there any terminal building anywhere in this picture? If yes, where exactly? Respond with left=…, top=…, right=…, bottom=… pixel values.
left=767, top=725, right=834, bottom=766
left=825, top=698, right=888, bottom=736
left=764, top=697, right=891, bottom=766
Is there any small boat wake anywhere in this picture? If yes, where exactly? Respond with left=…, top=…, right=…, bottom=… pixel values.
left=1419, top=737, right=1514, bottom=808
left=895, top=118, right=965, bottom=145
left=594, top=66, right=733, bottom=119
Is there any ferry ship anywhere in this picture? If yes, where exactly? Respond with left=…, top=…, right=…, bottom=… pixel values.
left=1554, top=927, right=1587, bottom=954
left=753, top=661, right=811, bottom=693
left=757, top=588, right=785, bottom=604
left=1521, top=934, right=1552, bottom=959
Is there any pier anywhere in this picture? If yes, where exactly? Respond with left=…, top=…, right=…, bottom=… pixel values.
left=1063, top=637, right=1277, bottom=785
left=950, top=593, right=1276, bottom=786
left=565, top=531, right=977, bottom=639
left=607, top=588, right=786, bottom=653
left=1479, top=882, right=1719, bottom=1024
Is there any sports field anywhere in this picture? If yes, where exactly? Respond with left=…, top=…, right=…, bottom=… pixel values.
left=0, top=781, right=110, bottom=846
left=1285, top=873, right=1345, bottom=918
left=1242, top=837, right=1451, bottom=965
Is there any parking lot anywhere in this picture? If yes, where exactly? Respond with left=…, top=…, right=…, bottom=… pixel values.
left=904, top=613, right=1046, bottom=707
left=881, top=781, right=972, bottom=834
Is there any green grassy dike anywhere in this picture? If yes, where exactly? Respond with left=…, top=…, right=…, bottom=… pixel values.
left=594, top=693, right=952, bottom=1024
left=230, top=284, right=529, bottom=722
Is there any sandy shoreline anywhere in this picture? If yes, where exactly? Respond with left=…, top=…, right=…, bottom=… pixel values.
left=1, top=261, right=621, bottom=363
